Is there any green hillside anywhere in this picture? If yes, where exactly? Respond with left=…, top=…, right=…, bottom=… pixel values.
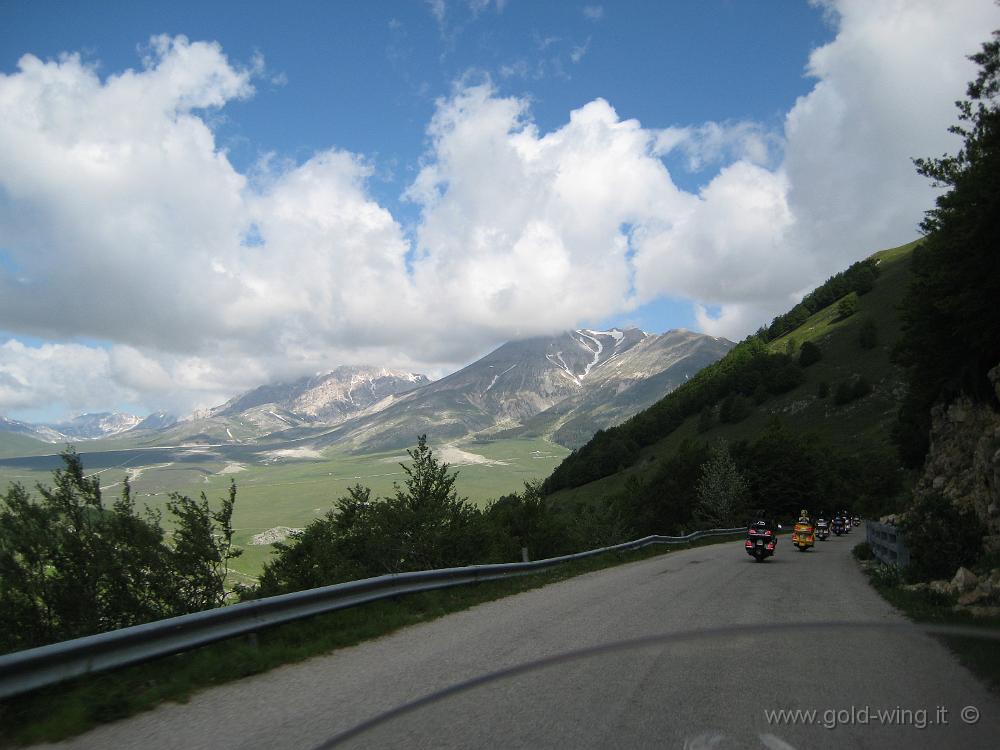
left=0, top=432, right=52, bottom=459
left=545, top=239, right=920, bottom=520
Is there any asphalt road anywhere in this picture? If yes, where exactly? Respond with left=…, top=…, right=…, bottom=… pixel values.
left=44, top=527, right=1000, bottom=749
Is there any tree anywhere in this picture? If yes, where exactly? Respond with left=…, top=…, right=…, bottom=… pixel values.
left=799, top=341, right=822, bottom=367
left=166, top=480, right=243, bottom=610
left=258, top=436, right=489, bottom=595
left=620, top=441, right=710, bottom=536
left=719, top=393, right=752, bottom=423
left=834, top=375, right=872, bottom=405
left=697, top=405, right=714, bottom=433
left=837, top=292, right=859, bottom=320
left=0, top=451, right=239, bottom=653
left=485, top=481, right=567, bottom=562
left=694, top=441, right=749, bottom=527
left=900, top=493, right=984, bottom=582
left=895, top=30, right=1000, bottom=466
left=745, top=422, right=822, bottom=519
left=384, top=436, right=487, bottom=572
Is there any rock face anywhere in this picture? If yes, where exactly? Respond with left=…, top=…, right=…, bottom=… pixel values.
left=914, top=363, right=1000, bottom=552
left=250, top=526, right=303, bottom=545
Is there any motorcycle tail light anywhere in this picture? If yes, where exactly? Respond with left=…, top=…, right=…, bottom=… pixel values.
left=767, top=543, right=775, bottom=549
left=764, top=530, right=772, bottom=536
left=749, top=529, right=757, bottom=535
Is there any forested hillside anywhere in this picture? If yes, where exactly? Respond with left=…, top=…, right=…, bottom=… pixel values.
left=541, top=246, right=910, bottom=522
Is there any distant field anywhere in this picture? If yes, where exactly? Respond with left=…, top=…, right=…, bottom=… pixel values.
left=0, top=436, right=569, bottom=581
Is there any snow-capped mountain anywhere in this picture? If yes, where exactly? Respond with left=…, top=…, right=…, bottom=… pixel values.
left=132, top=412, right=178, bottom=431
left=213, top=366, right=429, bottom=423
left=45, top=412, right=142, bottom=440
left=0, top=416, right=68, bottom=443
left=312, top=328, right=733, bottom=451
left=1, top=332, right=731, bottom=453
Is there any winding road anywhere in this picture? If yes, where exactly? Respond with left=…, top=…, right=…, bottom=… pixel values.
left=44, top=528, right=1000, bottom=749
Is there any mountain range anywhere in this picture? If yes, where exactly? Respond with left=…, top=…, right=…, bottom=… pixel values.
left=0, top=328, right=732, bottom=454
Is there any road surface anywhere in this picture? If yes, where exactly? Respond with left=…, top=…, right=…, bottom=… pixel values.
left=43, top=527, right=1000, bottom=748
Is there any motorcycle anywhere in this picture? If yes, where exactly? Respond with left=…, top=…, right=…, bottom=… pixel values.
left=815, top=519, right=829, bottom=541
left=744, top=525, right=776, bottom=562
left=852, top=515, right=861, bottom=527
left=792, top=520, right=815, bottom=551
left=832, top=516, right=846, bottom=536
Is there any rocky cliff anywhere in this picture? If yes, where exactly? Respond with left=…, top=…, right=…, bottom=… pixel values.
left=914, top=363, right=1000, bottom=553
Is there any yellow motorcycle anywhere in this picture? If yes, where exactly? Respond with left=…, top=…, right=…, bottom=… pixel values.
left=792, top=521, right=815, bottom=551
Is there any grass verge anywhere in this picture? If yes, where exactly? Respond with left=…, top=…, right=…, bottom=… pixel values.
left=0, top=532, right=744, bottom=746
left=854, top=543, right=1000, bottom=693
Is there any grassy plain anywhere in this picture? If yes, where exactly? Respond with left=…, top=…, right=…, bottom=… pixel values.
left=0, top=436, right=569, bottom=580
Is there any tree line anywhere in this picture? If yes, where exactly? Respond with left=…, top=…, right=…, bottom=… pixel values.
left=892, top=29, right=1000, bottom=468
left=0, top=451, right=241, bottom=654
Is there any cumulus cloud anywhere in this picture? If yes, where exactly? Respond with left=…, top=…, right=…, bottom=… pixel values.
left=1, top=0, right=998, bottom=418
left=635, top=0, right=999, bottom=336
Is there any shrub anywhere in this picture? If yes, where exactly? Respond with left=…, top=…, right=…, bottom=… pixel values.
left=900, top=492, right=985, bottom=582
left=870, top=562, right=903, bottom=588
left=837, top=292, right=859, bottom=320
left=834, top=375, right=872, bottom=405
left=853, top=541, right=873, bottom=561
left=798, top=341, right=822, bottom=367
left=0, top=451, right=241, bottom=653
left=817, top=381, right=830, bottom=398
left=859, top=318, right=878, bottom=349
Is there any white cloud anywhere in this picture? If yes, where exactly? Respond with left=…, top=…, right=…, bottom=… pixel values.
left=2, top=0, right=998, bottom=418
left=582, top=5, right=604, bottom=21
left=634, top=0, right=999, bottom=337
left=405, top=85, right=691, bottom=344
left=427, top=0, right=446, bottom=26
left=571, top=37, right=592, bottom=64
left=654, top=120, right=780, bottom=171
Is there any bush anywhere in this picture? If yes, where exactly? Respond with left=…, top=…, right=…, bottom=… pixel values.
left=837, top=292, right=859, bottom=320
left=859, top=318, right=878, bottom=349
left=258, top=437, right=491, bottom=596
left=853, top=541, right=873, bottom=561
left=817, top=381, right=830, bottom=398
left=834, top=375, right=872, bottom=405
left=900, top=492, right=985, bottom=582
left=870, top=562, right=903, bottom=588
left=0, top=451, right=241, bottom=654
left=798, top=341, right=822, bottom=367
left=719, top=393, right=752, bottom=423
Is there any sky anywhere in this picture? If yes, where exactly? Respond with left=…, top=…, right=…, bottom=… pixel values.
left=1, top=0, right=998, bottom=423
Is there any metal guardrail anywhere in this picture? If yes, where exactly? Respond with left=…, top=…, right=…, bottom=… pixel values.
left=0, top=527, right=743, bottom=700
left=866, top=521, right=909, bottom=568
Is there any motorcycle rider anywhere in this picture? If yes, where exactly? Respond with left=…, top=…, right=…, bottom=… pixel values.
left=747, top=509, right=778, bottom=545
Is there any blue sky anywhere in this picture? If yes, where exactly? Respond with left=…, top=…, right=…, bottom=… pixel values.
left=1, top=1, right=997, bottom=421
left=1, top=1, right=832, bottom=233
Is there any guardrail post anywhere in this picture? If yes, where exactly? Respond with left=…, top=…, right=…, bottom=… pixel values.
left=521, top=547, right=529, bottom=563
